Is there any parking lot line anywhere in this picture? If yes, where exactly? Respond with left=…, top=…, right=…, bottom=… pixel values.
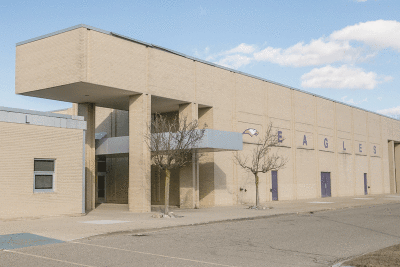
left=307, top=201, right=334, bottom=204
left=3, top=249, right=96, bottom=267
left=70, top=241, right=237, bottom=267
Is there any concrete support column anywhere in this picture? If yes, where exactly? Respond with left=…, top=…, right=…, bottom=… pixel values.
left=129, top=94, right=151, bottom=212
left=395, top=143, right=400, bottom=194
left=179, top=102, right=199, bottom=209
left=198, top=107, right=215, bottom=207
left=388, top=141, right=396, bottom=193
left=77, top=103, right=96, bottom=211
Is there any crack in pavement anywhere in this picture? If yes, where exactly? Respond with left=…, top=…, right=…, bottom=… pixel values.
left=267, top=244, right=336, bottom=261
left=313, top=214, right=400, bottom=239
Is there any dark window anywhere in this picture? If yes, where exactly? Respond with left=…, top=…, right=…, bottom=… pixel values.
left=35, top=175, right=53, bottom=189
left=34, top=160, right=54, bottom=172
left=98, top=160, right=106, bottom=172
left=34, top=159, right=55, bottom=192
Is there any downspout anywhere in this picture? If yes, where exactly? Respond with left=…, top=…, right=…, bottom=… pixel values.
left=82, top=130, right=86, bottom=214
left=192, top=152, right=196, bottom=208
left=192, top=151, right=200, bottom=209
left=196, top=151, right=199, bottom=208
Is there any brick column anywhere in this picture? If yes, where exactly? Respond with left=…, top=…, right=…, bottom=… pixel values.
left=395, top=143, right=400, bottom=194
left=388, top=141, right=396, bottom=193
left=77, top=103, right=96, bottom=211
left=179, top=103, right=199, bottom=209
left=129, top=94, right=151, bottom=212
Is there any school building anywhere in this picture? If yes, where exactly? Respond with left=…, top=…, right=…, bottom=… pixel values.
left=4, top=24, right=400, bottom=218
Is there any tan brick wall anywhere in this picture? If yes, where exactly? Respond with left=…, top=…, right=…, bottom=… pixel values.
left=15, top=26, right=400, bottom=207
left=16, top=28, right=87, bottom=94
left=88, top=30, right=147, bottom=92
left=0, top=121, right=84, bottom=219
left=148, top=49, right=195, bottom=101
left=52, top=107, right=74, bottom=116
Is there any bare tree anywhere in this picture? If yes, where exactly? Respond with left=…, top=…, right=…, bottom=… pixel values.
left=145, top=113, right=206, bottom=215
left=234, top=122, right=288, bottom=208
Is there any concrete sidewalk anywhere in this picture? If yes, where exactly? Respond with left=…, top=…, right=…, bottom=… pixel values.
left=1, top=194, right=400, bottom=242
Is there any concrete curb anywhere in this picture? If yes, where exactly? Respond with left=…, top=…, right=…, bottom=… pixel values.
left=72, top=202, right=397, bottom=241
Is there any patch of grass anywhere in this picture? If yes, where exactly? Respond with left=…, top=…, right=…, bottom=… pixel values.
left=343, top=243, right=400, bottom=267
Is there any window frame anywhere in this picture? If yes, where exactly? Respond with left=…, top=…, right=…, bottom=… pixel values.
left=33, top=158, right=56, bottom=193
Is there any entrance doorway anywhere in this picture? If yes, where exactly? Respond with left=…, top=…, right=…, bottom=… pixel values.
left=271, top=171, right=278, bottom=201
left=321, top=172, right=331, bottom=197
left=364, top=173, right=368, bottom=195
left=97, top=157, right=106, bottom=203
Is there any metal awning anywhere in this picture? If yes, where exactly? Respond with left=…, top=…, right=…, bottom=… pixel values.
left=95, top=129, right=243, bottom=156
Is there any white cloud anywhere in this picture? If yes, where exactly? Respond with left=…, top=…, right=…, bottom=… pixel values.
left=224, top=43, right=256, bottom=54
left=378, top=106, right=400, bottom=117
left=201, top=20, right=400, bottom=71
left=330, top=20, right=400, bottom=51
left=341, top=96, right=368, bottom=105
left=356, top=0, right=367, bottom=2
left=194, top=46, right=211, bottom=59
left=253, top=39, right=361, bottom=67
left=301, top=65, right=391, bottom=89
left=340, top=96, right=352, bottom=104
left=217, top=54, right=253, bottom=69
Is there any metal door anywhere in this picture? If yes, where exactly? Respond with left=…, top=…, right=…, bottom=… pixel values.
left=97, top=157, right=107, bottom=203
left=364, top=173, right=368, bottom=195
left=97, top=172, right=106, bottom=203
left=321, top=172, right=331, bottom=197
left=271, top=171, right=278, bottom=201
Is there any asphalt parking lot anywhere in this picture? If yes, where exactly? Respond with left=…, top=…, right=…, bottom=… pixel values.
left=1, top=203, right=400, bottom=267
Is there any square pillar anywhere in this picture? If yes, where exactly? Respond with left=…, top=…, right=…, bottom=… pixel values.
left=179, top=103, right=199, bottom=209
left=395, top=143, right=400, bottom=194
left=198, top=107, right=215, bottom=207
left=388, top=141, right=396, bottom=194
left=77, top=103, right=96, bottom=211
left=129, top=94, right=151, bottom=212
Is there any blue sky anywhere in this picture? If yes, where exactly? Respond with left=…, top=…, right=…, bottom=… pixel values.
left=1, top=0, right=400, bottom=117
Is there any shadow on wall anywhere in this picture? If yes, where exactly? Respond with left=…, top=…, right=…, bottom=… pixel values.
left=151, top=166, right=180, bottom=206
left=199, top=161, right=232, bottom=207
left=199, top=161, right=215, bottom=207
left=236, top=168, right=267, bottom=205
left=95, top=108, right=129, bottom=139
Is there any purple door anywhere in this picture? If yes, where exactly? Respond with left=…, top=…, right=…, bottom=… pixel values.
left=364, top=173, right=368, bottom=195
left=271, top=171, right=278, bottom=201
left=321, top=172, right=331, bottom=197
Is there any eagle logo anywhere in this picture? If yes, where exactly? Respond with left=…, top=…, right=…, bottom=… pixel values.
left=242, top=128, right=259, bottom=137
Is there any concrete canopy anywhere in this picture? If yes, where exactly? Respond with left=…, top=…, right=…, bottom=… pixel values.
left=21, top=82, right=138, bottom=111
left=15, top=25, right=211, bottom=113
left=96, top=129, right=243, bottom=156
left=21, top=83, right=202, bottom=113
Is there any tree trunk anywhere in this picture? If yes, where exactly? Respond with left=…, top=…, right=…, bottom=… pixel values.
left=164, top=168, right=171, bottom=214
left=255, top=173, right=259, bottom=207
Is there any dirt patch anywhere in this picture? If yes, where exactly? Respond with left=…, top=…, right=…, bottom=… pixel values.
left=342, top=243, right=400, bottom=267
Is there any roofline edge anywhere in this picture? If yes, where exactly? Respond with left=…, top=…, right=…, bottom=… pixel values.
left=15, top=24, right=400, bottom=122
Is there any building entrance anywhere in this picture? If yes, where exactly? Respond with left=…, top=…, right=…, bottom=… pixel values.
left=271, top=171, right=278, bottom=201
left=321, top=172, right=331, bottom=198
left=97, top=157, right=107, bottom=203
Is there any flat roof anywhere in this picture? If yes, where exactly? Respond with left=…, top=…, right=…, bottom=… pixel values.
left=0, top=106, right=83, bottom=120
left=16, top=24, right=399, bottom=123
left=0, top=106, right=86, bottom=130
